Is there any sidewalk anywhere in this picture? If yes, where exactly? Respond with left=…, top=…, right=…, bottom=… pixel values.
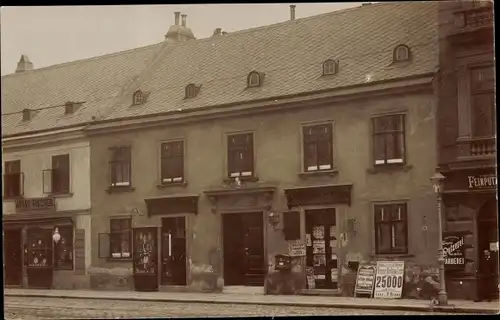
left=4, top=288, right=499, bottom=314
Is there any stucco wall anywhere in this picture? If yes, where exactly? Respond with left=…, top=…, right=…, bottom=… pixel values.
left=89, top=91, right=439, bottom=292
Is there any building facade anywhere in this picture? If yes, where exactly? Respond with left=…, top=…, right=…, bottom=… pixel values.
left=437, top=1, right=497, bottom=301
left=85, top=3, right=442, bottom=297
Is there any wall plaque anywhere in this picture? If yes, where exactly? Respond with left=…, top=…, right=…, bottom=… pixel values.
left=443, top=235, right=465, bottom=269
left=15, top=197, right=55, bottom=212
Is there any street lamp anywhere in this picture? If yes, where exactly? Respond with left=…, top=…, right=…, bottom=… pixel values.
left=430, top=172, right=448, bottom=305
left=53, top=227, right=61, bottom=244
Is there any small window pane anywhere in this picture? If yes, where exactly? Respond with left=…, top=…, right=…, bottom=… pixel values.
left=377, top=224, right=392, bottom=253
left=393, top=222, right=407, bottom=249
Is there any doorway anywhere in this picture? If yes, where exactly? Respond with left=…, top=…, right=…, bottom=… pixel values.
left=222, top=212, right=265, bottom=286
left=161, top=217, right=187, bottom=286
left=477, top=198, right=499, bottom=300
left=4, top=229, right=23, bottom=286
left=305, top=209, right=339, bottom=289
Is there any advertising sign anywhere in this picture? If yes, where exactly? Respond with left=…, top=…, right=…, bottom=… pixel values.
left=443, top=235, right=465, bottom=269
left=354, top=264, right=376, bottom=297
left=373, top=261, right=405, bottom=299
left=288, top=241, right=306, bottom=257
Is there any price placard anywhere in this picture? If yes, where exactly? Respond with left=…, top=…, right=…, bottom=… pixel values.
left=354, top=264, right=376, bottom=297
left=373, top=261, right=405, bottom=299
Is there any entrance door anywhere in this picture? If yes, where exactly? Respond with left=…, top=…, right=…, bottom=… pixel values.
left=26, top=228, right=53, bottom=288
left=132, top=227, right=159, bottom=291
left=161, top=217, right=187, bottom=286
left=477, top=198, right=499, bottom=300
left=305, top=209, right=339, bottom=289
left=223, top=212, right=264, bottom=286
left=4, top=229, right=23, bottom=286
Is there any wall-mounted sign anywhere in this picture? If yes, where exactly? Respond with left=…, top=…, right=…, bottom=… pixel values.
left=288, top=241, right=306, bottom=257
left=354, top=264, right=376, bottom=297
left=373, top=261, right=405, bottom=299
left=15, top=197, right=55, bottom=212
left=443, top=235, right=465, bottom=268
left=468, top=174, right=497, bottom=189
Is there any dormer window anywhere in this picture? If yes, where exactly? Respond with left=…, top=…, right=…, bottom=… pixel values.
left=247, top=71, right=263, bottom=88
left=64, top=101, right=82, bottom=115
left=322, top=60, right=339, bottom=76
left=185, top=84, right=200, bottom=99
left=133, top=90, right=144, bottom=105
left=393, top=44, right=411, bottom=62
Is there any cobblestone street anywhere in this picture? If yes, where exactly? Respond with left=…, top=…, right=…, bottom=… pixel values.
left=4, top=296, right=473, bottom=319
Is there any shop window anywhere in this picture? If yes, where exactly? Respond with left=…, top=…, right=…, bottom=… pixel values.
left=109, top=146, right=131, bottom=187
left=54, top=225, right=74, bottom=270
left=160, top=140, right=184, bottom=184
left=227, top=132, right=254, bottom=178
left=374, top=203, right=408, bottom=254
left=3, top=160, right=23, bottom=198
left=303, top=123, right=333, bottom=172
left=372, top=114, right=406, bottom=166
left=110, top=218, right=132, bottom=259
left=470, top=66, right=495, bottom=138
left=283, top=211, right=301, bottom=241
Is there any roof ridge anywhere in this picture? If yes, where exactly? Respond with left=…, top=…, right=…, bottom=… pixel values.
left=1, top=42, right=164, bottom=78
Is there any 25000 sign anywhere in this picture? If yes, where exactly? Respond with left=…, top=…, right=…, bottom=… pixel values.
left=373, top=261, right=405, bottom=299
left=375, top=275, right=403, bottom=289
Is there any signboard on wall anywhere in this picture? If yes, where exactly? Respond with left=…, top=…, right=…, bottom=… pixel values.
left=354, top=264, right=376, bottom=297
left=443, top=235, right=465, bottom=269
left=15, top=197, right=55, bottom=212
left=288, top=241, right=306, bottom=257
left=468, top=174, right=497, bottom=190
left=373, top=261, right=405, bottom=299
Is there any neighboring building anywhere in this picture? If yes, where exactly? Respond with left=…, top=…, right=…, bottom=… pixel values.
left=437, top=1, right=497, bottom=300
left=85, top=3, right=441, bottom=296
left=1, top=43, right=164, bottom=289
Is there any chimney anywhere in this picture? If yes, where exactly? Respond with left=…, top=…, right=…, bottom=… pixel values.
left=290, top=5, right=296, bottom=20
left=15, top=54, right=34, bottom=73
left=213, top=28, right=222, bottom=36
left=181, top=14, right=187, bottom=27
left=174, top=12, right=180, bottom=25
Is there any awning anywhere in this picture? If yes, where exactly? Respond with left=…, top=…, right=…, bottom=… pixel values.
left=284, top=184, right=353, bottom=208
left=144, top=194, right=199, bottom=216
left=2, top=209, right=85, bottom=226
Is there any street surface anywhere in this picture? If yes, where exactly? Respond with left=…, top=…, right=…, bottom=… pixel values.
left=4, top=296, right=472, bottom=319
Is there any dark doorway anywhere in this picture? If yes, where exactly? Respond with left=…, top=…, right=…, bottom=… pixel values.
left=305, top=209, right=339, bottom=289
left=223, top=212, right=265, bottom=286
left=477, top=198, right=499, bottom=300
left=4, top=229, right=23, bottom=286
left=132, top=226, right=159, bottom=291
left=161, top=217, right=187, bottom=286
left=26, top=228, right=53, bottom=288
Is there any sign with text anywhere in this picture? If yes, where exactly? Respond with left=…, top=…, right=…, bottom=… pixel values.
left=373, top=261, right=405, bottom=299
left=443, top=235, right=465, bottom=269
left=468, top=174, right=497, bottom=189
left=354, top=264, right=376, bottom=297
left=288, top=241, right=306, bottom=257
left=15, top=197, right=55, bottom=212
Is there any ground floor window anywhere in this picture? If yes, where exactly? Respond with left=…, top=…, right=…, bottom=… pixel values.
left=374, top=203, right=408, bottom=254
left=110, top=218, right=132, bottom=259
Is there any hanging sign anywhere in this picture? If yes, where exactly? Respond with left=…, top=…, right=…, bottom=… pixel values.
left=443, top=235, right=465, bottom=269
left=354, top=264, right=376, bottom=297
left=373, top=261, right=405, bottom=299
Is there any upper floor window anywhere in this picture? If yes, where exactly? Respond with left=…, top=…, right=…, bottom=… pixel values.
left=3, top=160, right=22, bottom=198
left=109, top=146, right=131, bottom=187
left=303, top=123, right=333, bottom=172
left=374, top=203, right=408, bottom=254
left=110, top=218, right=132, bottom=259
left=51, top=154, right=70, bottom=194
left=393, top=44, right=411, bottom=62
left=228, top=132, right=254, bottom=178
left=322, top=60, right=338, bottom=76
left=372, top=114, right=406, bottom=166
left=161, top=140, right=184, bottom=184
left=133, top=90, right=144, bottom=105
left=470, top=66, right=495, bottom=138
left=247, top=71, right=263, bottom=87
left=185, top=84, right=200, bottom=99
left=54, top=225, right=74, bottom=270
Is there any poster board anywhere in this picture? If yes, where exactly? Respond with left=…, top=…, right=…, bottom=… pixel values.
left=443, top=235, right=465, bottom=270
left=354, top=264, right=376, bottom=297
left=373, top=261, right=405, bottom=299
left=288, top=241, right=306, bottom=257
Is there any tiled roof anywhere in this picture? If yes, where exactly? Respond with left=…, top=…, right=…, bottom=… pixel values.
left=102, top=2, right=438, bottom=121
left=1, top=43, right=164, bottom=136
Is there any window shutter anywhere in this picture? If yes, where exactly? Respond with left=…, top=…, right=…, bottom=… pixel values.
left=74, top=229, right=86, bottom=275
left=283, top=211, right=301, bottom=241
left=98, top=233, right=110, bottom=258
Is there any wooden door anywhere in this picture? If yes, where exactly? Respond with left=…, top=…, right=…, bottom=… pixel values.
left=161, top=217, right=187, bottom=286
left=223, top=213, right=245, bottom=285
left=241, top=212, right=265, bottom=286
left=4, top=229, right=23, bottom=286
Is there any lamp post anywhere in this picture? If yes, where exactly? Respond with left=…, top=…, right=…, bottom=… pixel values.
left=430, top=172, right=448, bottom=305
left=53, top=227, right=61, bottom=244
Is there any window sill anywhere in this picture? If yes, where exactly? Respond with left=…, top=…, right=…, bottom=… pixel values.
left=223, top=176, right=259, bottom=184
left=106, top=186, right=136, bottom=194
left=298, top=169, right=338, bottom=178
left=370, top=253, right=415, bottom=259
left=106, top=257, right=133, bottom=262
left=367, top=164, right=413, bottom=174
left=156, top=181, right=188, bottom=189
left=48, top=192, right=74, bottom=198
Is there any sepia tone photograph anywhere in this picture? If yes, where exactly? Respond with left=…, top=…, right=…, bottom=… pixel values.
left=1, top=1, right=498, bottom=318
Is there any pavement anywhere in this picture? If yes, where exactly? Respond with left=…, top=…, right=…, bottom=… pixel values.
left=4, top=288, right=499, bottom=314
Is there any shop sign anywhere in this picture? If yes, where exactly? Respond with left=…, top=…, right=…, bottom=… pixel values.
left=15, top=197, right=55, bottom=212
left=354, top=264, right=376, bottom=297
left=288, top=240, right=306, bottom=257
left=468, top=174, right=497, bottom=189
left=443, top=235, right=465, bottom=268
left=373, top=261, right=405, bottom=299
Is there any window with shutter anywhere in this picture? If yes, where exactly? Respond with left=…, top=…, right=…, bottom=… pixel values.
left=3, top=160, right=22, bottom=198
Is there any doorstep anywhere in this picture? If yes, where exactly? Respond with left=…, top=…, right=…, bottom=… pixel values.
left=298, top=289, right=342, bottom=296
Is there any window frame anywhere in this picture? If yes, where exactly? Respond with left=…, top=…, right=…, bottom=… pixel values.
left=109, top=218, right=132, bottom=260
left=302, top=122, right=334, bottom=172
left=54, top=225, right=74, bottom=270
left=374, top=203, right=409, bottom=255
left=469, top=65, right=495, bottom=139
left=371, top=114, right=407, bottom=166
left=227, top=132, right=255, bottom=178
left=3, top=160, right=22, bottom=199
left=185, top=84, right=198, bottom=99
left=51, top=154, right=70, bottom=194
left=160, top=140, right=185, bottom=184
left=109, top=146, right=132, bottom=188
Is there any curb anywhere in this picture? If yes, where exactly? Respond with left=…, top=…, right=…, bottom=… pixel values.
left=5, top=292, right=498, bottom=314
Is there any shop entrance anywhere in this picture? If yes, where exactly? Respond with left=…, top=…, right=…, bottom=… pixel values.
left=132, top=227, right=158, bottom=292
left=477, top=198, right=499, bottom=300
left=222, top=212, right=265, bottom=286
left=4, top=229, right=23, bottom=286
left=161, top=217, right=187, bottom=286
left=305, top=209, right=339, bottom=289
left=26, top=228, right=53, bottom=288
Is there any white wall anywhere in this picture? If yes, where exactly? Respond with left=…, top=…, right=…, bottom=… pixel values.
left=2, top=140, right=91, bottom=214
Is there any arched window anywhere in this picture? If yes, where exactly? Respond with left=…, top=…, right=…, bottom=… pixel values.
left=133, top=90, right=144, bottom=105
left=393, top=45, right=411, bottom=62
left=322, top=60, right=338, bottom=76
left=185, top=84, right=198, bottom=99
left=247, top=71, right=262, bottom=87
